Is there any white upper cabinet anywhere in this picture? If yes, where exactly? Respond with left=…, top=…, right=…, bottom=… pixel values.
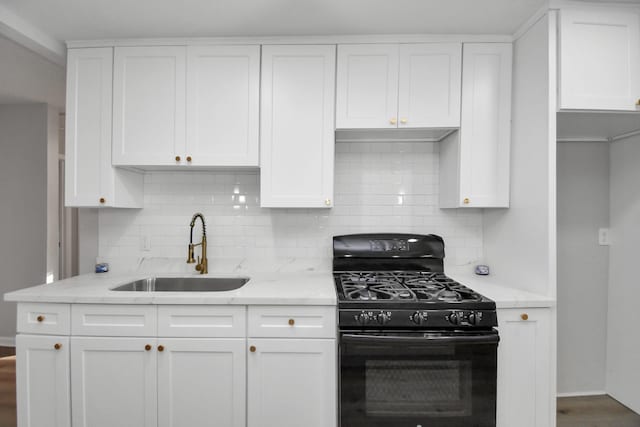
left=397, top=43, right=462, bottom=128
left=186, top=45, right=260, bottom=166
left=559, top=7, right=640, bottom=111
left=336, top=43, right=462, bottom=129
left=113, top=46, right=187, bottom=166
left=260, top=45, right=336, bottom=208
left=65, top=47, right=143, bottom=208
left=440, top=43, right=512, bottom=208
left=112, top=45, right=260, bottom=167
left=336, top=44, right=399, bottom=129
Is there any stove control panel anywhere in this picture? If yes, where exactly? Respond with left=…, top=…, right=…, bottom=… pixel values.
left=341, top=309, right=497, bottom=328
left=448, top=310, right=483, bottom=326
left=353, top=311, right=392, bottom=325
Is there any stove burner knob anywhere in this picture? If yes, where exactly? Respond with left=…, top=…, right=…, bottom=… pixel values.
left=410, top=311, right=427, bottom=325
left=376, top=312, right=390, bottom=325
left=448, top=312, right=461, bottom=325
left=355, top=312, right=371, bottom=325
left=468, top=312, right=477, bottom=325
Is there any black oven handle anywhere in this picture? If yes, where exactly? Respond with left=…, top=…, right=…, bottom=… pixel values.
left=342, top=332, right=499, bottom=346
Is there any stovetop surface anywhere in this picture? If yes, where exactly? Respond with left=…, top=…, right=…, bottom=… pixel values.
left=334, top=270, right=496, bottom=310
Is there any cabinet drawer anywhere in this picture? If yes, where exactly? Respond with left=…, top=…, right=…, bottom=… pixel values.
left=17, top=303, right=71, bottom=335
left=158, top=305, right=246, bottom=338
left=71, top=305, right=157, bottom=336
left=248, top=306, right=336, bottom=338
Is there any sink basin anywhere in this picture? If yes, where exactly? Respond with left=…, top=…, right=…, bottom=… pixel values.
left=111, top=276, right=250, bottom=292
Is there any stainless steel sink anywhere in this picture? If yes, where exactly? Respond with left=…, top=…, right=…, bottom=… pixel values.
left=111, top=276, right=250, bottom=292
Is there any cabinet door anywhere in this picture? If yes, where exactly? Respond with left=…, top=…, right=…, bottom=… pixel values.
left=496, top=308, right=552, bottom=427
left=458, top=43, right=512, bottom=208
left=16, top=335, right=70, bottom=427
left=186, top=45, right=260, bottom=166
left=559, top=8, right=640, bottom=111
left=260, top=45, right=336, bottom=208
left=398, top=43, right=462, bottom=128
left=71, top=337, right=157, bottom=427
left=157, top=338, right=246, bottom=427
left=336, top=44, right=399, bottom=129
left=65, top=48, right=114, bottom=207
left=248, top=339, right=336, bottom=427
left=113, top=46, right=186, bottom=166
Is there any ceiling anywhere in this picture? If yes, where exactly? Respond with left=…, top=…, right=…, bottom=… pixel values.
left=0, top=0, right=549, bottom=42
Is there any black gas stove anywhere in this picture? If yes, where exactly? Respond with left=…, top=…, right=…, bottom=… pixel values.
left=333, top=233, right=497, bottom=329
left=334, top=233, right=499, bottom=427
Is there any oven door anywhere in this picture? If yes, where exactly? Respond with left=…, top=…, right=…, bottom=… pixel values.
left=340, top=330, right=499, bottom=427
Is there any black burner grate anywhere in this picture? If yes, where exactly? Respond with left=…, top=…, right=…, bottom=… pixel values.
left=337, top=271, right=482, bottom=303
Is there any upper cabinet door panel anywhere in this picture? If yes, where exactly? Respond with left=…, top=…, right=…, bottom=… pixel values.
left=260, top=45, right=336, bottom=208
left=398, top=43, right=462, bottom=128
left=186, top=45, right=260, bottom=166
left=336, top=44, right=399, bottom=129
left=559, top=8, right=640, bottom=111
left=459, top=43, right=512, bottom=208
left=65, top=48, right=113, bottom=206
left=113, top=46, right=186, bottom=166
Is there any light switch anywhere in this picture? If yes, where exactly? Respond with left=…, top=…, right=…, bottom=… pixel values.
left=598, top=228, right=610, bottom=246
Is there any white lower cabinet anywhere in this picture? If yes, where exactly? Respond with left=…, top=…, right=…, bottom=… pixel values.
left=496, top=308, right=552, bottom=427
left=71, top=337, right=158, bottom=427
left=157, top=338, right=246, bottom=427
left=15, top=303, right=336, bottom=427
left=16, top=335, right=70, bottom=427
left=247, top=338, right=337, bottom=427
left=70, top=337, right=246, bottom=427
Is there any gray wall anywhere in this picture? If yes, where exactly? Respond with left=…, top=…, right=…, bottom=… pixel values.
left=0, top=104, right=49, bottom=342
left=557, top=142, right=609, bottom=394
left=607, top=134, right=640, bottom=413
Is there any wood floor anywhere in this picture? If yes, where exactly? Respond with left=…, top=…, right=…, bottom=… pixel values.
left=558, top=395, right=640, bottom=427
left=0, top=347, right=16, bottom=427
left=1, top=345, right=639, bottom=427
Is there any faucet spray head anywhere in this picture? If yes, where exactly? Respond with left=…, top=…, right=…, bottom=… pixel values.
left=187, top=244, right=196, bottom=264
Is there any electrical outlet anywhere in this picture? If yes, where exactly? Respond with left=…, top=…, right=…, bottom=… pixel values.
left=598, top=228, right=610, bottom=246
left=141, top=236, right=151, bottom=251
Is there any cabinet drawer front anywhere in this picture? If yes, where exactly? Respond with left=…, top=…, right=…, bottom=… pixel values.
left=158, top=306, right=246, bottom=338
left=17, top=303, right=71, bottom=335
left=248, top=306, right=336, bottom=338
left=72, top=305, right=157, bottom=336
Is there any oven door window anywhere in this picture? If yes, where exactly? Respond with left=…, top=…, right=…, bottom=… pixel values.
left=340, top=331, right=498, bottom=427
left=365, top=358, right=472, bottom=417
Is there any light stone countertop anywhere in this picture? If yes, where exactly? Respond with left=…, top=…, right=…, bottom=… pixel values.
left=4, top=258, right=554, bottom=309
left=3, top=270, right=337, bottom=305
left=447, top=266, right=556, bottom=309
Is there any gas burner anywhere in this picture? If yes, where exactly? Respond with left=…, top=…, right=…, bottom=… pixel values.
left=339, top=272, right=416, bottom=301
left=434, top=288, right=463, bottom=302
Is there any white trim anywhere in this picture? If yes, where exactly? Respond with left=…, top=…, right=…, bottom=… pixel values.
left=513, top=2, right=551, bottom=41
left=557, top=137, right=610, bottom=143
left=557, top=391, right=607, bottom=398
left=611, top=128, right=640, bottom=143
left=549, top=0, right=640, bottom=11
left=0, top=4, right=65, bottom=65
left=0, top=336, right=16, bottom=347
left=66, top=34, right=514, bottom=49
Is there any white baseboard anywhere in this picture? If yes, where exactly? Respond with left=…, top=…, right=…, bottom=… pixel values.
left=0, top=336, right=15, bottom=347
left=557, top=391, right=607, bottom=398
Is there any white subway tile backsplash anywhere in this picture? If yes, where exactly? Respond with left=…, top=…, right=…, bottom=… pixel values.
left=99, top=142, right=483, bottom=268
